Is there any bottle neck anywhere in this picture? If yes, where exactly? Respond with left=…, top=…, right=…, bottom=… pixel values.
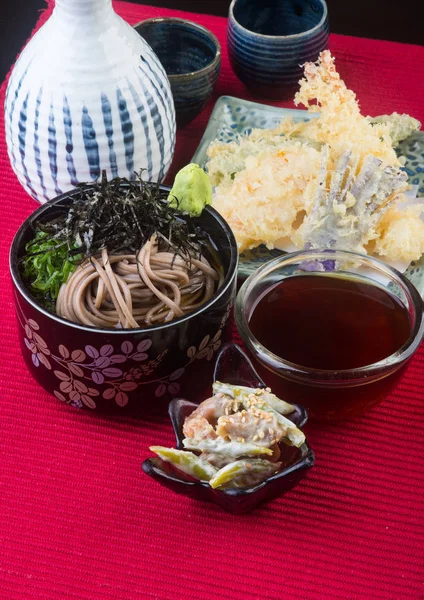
left=54, top=0, right=113, bottom=19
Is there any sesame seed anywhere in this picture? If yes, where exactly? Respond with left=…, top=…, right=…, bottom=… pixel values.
left=259, top=431, right=265, bottom=439
left=269, top=428, right=274, bottom=435
left=253, top=435, right=259, bottom=442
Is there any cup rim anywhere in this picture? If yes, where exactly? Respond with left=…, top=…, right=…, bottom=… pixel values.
left=10, top=184, right=238, bottom=335
left=133, top=17, right=222, bottom=81
left=229, top=0, right=328, bottom=40
left=235, top=249, right=424, bottom=380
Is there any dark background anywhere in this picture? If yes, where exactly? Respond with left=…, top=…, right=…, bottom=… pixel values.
left=1, top=0, right=423, bottom=82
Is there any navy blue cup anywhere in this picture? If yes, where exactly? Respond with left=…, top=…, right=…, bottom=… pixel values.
left=228, top=0, right=329, bottom=99
left=134, top=18, right=221, bottom=127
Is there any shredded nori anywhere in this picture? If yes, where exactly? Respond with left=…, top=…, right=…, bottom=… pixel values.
left=21, top=171, right=212, bottom=307
left=25, top=171, right=209, bottom=260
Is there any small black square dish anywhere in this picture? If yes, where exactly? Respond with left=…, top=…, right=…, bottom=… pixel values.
left=142, top=343, right=314, bottom=514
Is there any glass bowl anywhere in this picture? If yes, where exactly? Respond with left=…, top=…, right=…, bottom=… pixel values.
left=235, top=249, right=424, bottom=421
left=142, top=343, right=314, bottom=514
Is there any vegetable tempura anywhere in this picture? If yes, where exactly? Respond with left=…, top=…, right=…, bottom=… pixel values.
left=207, top=51, right=424, bottom=263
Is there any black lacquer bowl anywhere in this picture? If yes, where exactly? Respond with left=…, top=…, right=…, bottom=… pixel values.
left=142, top=343, right=315, bottom=514
left=10, top=185, right=238, bottom=415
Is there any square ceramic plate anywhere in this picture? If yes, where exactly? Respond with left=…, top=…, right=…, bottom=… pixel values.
left=192, top=96, right=424, bottom=295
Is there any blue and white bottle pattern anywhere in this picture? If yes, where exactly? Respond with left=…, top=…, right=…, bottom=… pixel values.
left=5, top=0, right=176, bottom=203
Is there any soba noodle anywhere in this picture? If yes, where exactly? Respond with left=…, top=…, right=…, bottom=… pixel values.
left=56, top=236, right=223, bottom=328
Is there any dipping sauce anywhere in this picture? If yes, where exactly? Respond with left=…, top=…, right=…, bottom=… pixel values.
left=249, top=275, right=411, bottom=369
left=247, top=274, right=412, bottom=420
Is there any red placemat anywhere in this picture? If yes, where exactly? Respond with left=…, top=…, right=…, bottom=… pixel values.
left=1, top=3, right=424, bottom=599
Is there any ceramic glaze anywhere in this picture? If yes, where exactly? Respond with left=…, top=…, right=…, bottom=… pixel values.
left=5, top=0, right=176, bottom=203
left=228, top=0, right=329, bottom=99
left=135, top=18, right=221, bottom=127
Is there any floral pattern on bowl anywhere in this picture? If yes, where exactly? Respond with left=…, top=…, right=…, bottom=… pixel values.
left=15, top=292, right=232, bottom=411
left=192, top=96, right=424, bottom=295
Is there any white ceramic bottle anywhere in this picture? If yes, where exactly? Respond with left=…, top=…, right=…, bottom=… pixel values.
left=5, top=0, right=176, bottom=203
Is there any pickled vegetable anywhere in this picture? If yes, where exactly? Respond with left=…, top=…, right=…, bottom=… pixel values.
left=148, top=379, right=308, bottom=490
left=150, top=446, right=217, bottom=481
left=210, top=459, right=282, bottom=489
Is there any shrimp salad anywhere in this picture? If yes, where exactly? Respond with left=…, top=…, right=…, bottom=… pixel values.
left=150, top=382, right=306, bottom=490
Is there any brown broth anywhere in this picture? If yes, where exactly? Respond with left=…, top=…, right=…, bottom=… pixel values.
left=249, top=275, right=411, bottom=369
left=248, top=275, right=412, bottom=420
